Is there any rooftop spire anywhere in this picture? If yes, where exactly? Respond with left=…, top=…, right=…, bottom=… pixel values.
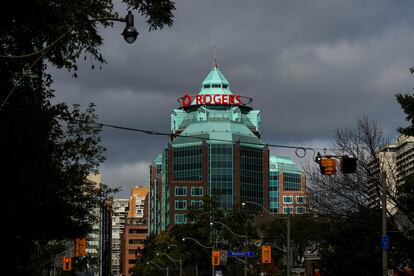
left=213, top=47, right=218, bottom=68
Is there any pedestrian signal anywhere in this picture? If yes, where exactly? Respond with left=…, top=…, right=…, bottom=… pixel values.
left=75, top=238, right=87, bottom=257
left=212, top=250, right=220, bottom=266
left=63, top=256, right=72, bottom=271
left=340, top=156, right=357, bottom=174
left=261, top=245, right=271, bottom=264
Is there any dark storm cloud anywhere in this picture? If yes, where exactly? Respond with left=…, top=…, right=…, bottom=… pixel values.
left=50, top=0, right=414, bottom=197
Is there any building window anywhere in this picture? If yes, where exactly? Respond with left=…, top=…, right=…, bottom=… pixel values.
left=191, top=187, right=203, bottom=196
left=128, top=239, right=145, bottom=244
left=175, top=200, right=187, bottom=210
left=283, top=196, right=293, bottom=204
left=175, top=214, right=187, bottom=224
left=296, top=207, right=306, bottom=214
left=173, top=146, right=203, bottom=181
left=129, top=228, right=147, bottom=234
left=191, top=200, right=203, bottom=209
left=128, top=259, right=137, bottom=264
left=296, top=196, right=306, bottom=204
left=283, top=172, right=301, bottom=191
left=283, top=207, right=294, bottom=214
left=175, top=187, right=187, bottom=196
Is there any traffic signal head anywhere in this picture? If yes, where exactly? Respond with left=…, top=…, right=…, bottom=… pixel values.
left=340, top=156, right=357, bottom=174
left=261, top=245, right=271, bottom=264
left=212, top=250, right=220, bottom=266
left=63, top=256, right=72, bottom=271
left=319, top=157, right=337, bottom=175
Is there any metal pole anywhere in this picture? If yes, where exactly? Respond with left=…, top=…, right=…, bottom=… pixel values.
left=167, top=266, right=169, bottom=276
left=381, top=172, right=388, bottom=276
left=287, top=213, right=291, bottom=276
left=244, top=238, right=247, bottom=276
left=179, top=258, right=182, bottom=276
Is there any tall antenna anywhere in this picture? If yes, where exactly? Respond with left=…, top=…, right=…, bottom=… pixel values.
left=213, top=47, right=218, bottom=68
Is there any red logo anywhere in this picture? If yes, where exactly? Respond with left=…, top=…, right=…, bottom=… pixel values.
left=181, top=94, right=192, bottom=108
left=181, top=94, right=242, bottom=107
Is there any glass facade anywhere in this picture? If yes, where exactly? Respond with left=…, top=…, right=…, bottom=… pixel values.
left=240, top=146, right=263, bottom=207
left=173, top=146, right=202, bottom=180
left=269, top=171, right=279, bottom=213
left=209, top=144, right=234, bottom=209
left=283, top=172, right=301, bottom=191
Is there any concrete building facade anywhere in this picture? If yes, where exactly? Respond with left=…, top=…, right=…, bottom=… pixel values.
left=111, top=199, right=129, bottom=276
left=120, top=186, right=149, bottom=276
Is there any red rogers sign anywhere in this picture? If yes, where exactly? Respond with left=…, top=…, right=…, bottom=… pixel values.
left=181, top=94, right=242, bottom=108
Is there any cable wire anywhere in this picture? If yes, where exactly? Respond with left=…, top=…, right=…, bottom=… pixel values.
left=64, top=118, right=337, bottom=158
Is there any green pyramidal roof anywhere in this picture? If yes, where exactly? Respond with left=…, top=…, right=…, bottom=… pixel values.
left=199, top=66, right=232, bottom=95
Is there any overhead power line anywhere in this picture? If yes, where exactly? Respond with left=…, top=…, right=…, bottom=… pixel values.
left=66, top=119, right=335, bottom=159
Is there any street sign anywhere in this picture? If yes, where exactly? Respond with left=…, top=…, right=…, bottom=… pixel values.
left=220, top=250, right=227, bottom=265
left=381, top=235, right=390, bottom=251
left=227, top=251, right=255, bottom=257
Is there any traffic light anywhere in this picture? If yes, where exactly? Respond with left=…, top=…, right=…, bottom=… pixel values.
left=212, top=250, right=220, bottom=266
left=75, top=238, right=87, bottom=257
left=319, top=157, right=337, bottom=175
left=261, top=245, right=271, bottom=264
left=340, top=156, right=357, bottom=174
left=63, top=256, right=72, bottom=271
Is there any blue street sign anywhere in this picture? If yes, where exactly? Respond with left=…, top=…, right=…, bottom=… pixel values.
left=381, top=235, right=390, bottom=251
left=227, top=251, right=255, bottom=257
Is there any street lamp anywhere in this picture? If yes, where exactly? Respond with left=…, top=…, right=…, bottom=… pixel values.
left=242, top=201, right=292, bottom=276
left=92, top=11, right=138, bottom=44
left=210, top=221, right=249, bottom=276
left=146, top=261, right=169, bottom=276
left=121, top=11, right=139, bottom=43
left=156, top=252, right=182, bottom=276
left=182, top=237, right=213, bottom=276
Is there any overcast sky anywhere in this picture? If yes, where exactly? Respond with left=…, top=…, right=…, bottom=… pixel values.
left=50, top=0, right=414, bottom=198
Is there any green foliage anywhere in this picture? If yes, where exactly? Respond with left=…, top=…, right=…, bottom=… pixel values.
left=396, top=93, right=414, bottom=136
left=0, top=1, right=174, bottom=274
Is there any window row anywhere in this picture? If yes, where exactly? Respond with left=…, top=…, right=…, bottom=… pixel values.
left=175, top=200, right=203, bottom=210
left=282, top=196, right=306, bottom=204
left=283, top=207, right=306, bottom=214
left=175, top=187, right=203, bottom=196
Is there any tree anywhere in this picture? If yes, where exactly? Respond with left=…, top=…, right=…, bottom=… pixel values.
left=396, top=93, right=414, bottom=136
left=306, top=116, right=414, bottom=275
left=0, top=1, right=175, bottom=274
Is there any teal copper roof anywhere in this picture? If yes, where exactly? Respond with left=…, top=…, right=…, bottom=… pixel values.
left=269, top=155, right=302, bottom=173
left=199, top=66, right=232, bottom=95
left=171, top=120, right=263, bottom=147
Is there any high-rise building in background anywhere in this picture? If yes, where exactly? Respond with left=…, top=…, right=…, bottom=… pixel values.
left=120, top=186, right=149, bottom=276
left=111, top=199, right=129, bottom=276
left=149, top=65, right=308, bottom=235
left=368, top=135, right=414, bottom=213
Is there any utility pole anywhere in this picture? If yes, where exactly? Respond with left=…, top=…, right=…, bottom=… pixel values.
left=287, top=212, right=291, bottom=276
left=381, top=172, right=388, bottom=276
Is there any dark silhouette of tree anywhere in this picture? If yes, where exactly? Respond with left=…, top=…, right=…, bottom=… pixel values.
left=0, top=1, right=175, bottom=274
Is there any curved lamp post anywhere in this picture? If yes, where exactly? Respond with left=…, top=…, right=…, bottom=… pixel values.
left=156, top=252, right=182, bottom=276
left=242, top=201, right=292, bottom=276
left=182, top=236, right=213, bottom=276
left=210, top=221, right=249, bottom=276
left=147, top=261, right=169, bottom=276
